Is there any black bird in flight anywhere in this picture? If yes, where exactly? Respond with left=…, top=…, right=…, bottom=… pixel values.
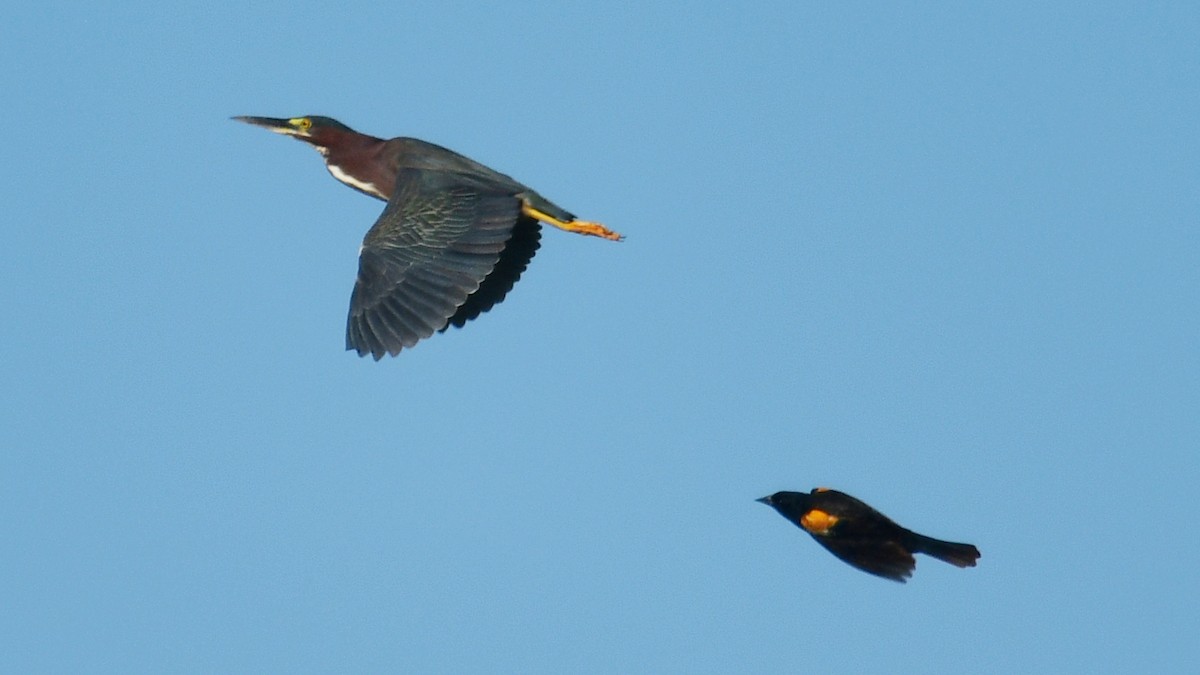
left=234, top=115, right=622, bottom=359
left=757, top=488, right=980, bottom=582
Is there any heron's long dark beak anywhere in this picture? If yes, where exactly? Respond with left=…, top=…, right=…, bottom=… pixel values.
left=232, top=116, right=306, bottom=137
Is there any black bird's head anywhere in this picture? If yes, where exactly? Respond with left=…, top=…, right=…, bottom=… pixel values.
left=757, top=490, right=840, bottom=534
left=756, top=491, right=811, bottom=510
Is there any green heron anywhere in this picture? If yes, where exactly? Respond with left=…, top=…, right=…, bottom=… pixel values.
left=757, top=488, right=980, bottom=582
left=233, top=115, right=622, bottom=359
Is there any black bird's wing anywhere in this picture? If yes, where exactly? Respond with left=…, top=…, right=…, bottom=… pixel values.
left=346, top=168, right=530, bottom=359
left=807, top=491, right=918, bottom=583
left=812, top=533, right=917, bottom=583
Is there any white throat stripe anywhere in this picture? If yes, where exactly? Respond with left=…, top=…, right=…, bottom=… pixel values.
left=327, top=164, right=385, bottom=199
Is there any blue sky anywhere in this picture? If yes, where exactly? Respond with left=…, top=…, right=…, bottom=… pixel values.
left=3, top=2, right=1197, bottom=672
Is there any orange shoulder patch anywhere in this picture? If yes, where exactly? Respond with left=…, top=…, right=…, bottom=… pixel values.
left=800, top=508, right=839, bottom=535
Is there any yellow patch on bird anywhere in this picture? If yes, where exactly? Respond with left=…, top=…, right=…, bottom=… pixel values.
left=288, top=117, right=313, bottom=133
left=814, top=487, right=832, bottom=493
left=800, top=509, right=839, bottom=535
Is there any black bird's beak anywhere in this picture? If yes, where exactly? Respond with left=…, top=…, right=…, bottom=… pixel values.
left=232, top=115, right=308, bottom=137
left=755, top=496, right=772, bottom=505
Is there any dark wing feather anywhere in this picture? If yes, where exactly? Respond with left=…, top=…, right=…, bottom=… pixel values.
left=813, top=534, right=916, bottom=583
left=442, top=215, right=541, bottom=330
left=346, top=168, right=521, bottom=359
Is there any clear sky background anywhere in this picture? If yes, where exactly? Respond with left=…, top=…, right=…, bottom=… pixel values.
left=3, top=2, right=1197, bottom=672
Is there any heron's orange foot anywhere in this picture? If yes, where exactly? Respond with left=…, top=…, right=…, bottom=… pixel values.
left=566, top=220, right=624, bottom=241
left=521, top=203, right=624, bottom=241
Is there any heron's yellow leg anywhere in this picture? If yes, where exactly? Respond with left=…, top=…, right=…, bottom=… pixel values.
left=522, top=204, right=624, bottom=241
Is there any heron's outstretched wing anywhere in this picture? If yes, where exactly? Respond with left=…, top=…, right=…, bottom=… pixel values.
left=442, top=215, right=540, bottom=331
left=346, top=168, right=533, bottom=359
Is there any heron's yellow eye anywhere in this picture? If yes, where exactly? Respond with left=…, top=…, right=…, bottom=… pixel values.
left=289, top=117, right=313, bottom=132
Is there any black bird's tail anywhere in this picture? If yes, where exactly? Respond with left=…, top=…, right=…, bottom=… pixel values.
left=908, top=532, right=981, bottom=568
